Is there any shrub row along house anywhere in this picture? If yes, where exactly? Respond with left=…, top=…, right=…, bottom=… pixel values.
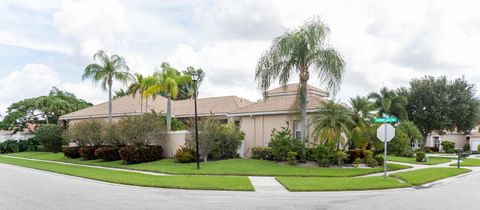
left=59, top=83, right=327, bottom=157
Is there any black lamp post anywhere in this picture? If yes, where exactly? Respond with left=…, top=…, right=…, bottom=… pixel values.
left=191, top=72, right=200, bottom=170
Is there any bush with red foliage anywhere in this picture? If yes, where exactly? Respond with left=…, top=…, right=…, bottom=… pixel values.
left=63, top=147, right=81, bottom=159
left=119, top=145, right=163, bottom=164
left=346, top=149, right=365, bottom=163
left=94, top=146, right=121, bottom=161
left=79, top=146, right=98, bottom=160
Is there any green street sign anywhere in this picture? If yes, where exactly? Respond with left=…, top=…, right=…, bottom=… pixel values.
left=374, top=117, right=398, bottom=123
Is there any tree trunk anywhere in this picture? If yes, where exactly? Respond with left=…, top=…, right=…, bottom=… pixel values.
left=140, top=95, right=143, bottom=114
left=108, top=78, right=113, bottom=123
left=45, top=113, right=49, bottom=124
left=167, top=96, right=172, bottom=131
left=299, top=75, right=308, bottom=162
left=145, top=97, right=149, bottom=113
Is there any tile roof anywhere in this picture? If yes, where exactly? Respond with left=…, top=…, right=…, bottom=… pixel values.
left=59, top=94, right=253, bottom=120
left=228, top=93, right=326, bottom=116
left=267, top=83, right=329, bottom=97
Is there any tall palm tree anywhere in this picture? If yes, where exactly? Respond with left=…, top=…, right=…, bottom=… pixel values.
left=83, top=50, right=132, bottom=122
left=367, top=87, right=408, bottom=120
left=255, top=17, right=345, bottom=159
left=143, top=62, right=191, bottom=130
left=349, top=96, right=373, bottom=127
left=127, top=73, right=147, bottom=114
left=177, top=66, right=205, bottom=100
left=311, top=101, right=354, bottom=149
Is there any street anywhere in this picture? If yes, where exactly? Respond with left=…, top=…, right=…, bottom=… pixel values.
left=0, top=163, right=479, bottom=210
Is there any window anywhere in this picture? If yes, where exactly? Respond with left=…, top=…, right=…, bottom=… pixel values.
left=293, top=120, right=302, bottom=140
left=433, top=136, right=440, bottom=148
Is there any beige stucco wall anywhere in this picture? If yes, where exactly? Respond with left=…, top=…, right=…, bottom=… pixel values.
left=237, top=114, right=315, bottom=157
left=153, top=131, right=188, bottom=158
left=426, top=133, right=468, bottom=150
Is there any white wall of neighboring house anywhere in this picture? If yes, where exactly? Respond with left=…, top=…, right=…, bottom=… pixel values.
left=11, top=132, right=35, bottom=141
left=0, top=134, right=13, bottom=143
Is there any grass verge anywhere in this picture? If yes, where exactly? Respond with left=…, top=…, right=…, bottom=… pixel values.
left=0, top=156, right=254, bottom=191
left=276, top=176, right=410, bottom=191
left=4, top=152, right=411, bottom=177
left=390, top=167, right=471, bottom=185
left=450, top=158, right=480, bottom=166
left=388, top=156, right=452, bottom=165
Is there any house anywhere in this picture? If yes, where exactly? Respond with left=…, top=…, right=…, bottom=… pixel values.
left=0, top=130, right=14, bottom=142
left=59, top=83, right=328, bottom=157
left=426, top=126, right=480, bottom=152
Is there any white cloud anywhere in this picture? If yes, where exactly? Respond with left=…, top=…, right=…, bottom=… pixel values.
left=58, top=81, right=108, bottom=105
left=0, top=30, right=72, bottom=54
left=0, top=63, right=60, bottom=114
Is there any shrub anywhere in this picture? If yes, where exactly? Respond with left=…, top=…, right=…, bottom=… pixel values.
left=425, top=147, right=433, bottom=153
left=287, top=151, right=297, bottom=166
left=117, top=114, right=166, bottom=147
left=0, top=140, right=19, bottom=153
left=102, top=123, right=125, bottom=147
left=251, top=146, right=274, bottom=160
left=404, top=148, right=414, bottom=157
left=334, top=151, right=349, bottom=166
left=306, top=147, right=316, bottom=161
left=36, top=124, right=64, bottom=152
left=463, top=143, right=471, bottom=152
left=441, top=141, right=455, bottom=153
left=63, top=147, right=81, bottom=159
left=78, top=146, right=98, bottom=160
left=119, top=145, right=163, bottom=164
left=174, top=146, right=196, bottom=163
left=388, top=130, right=410, bottom=156
left=426, top=146, right=439, bottom=152
left=210, top=123, right=244, bottom=160
left=347, top=149, right=365, bottom=163
left=63, top=119, right=106, bottom=147
left=375, top=154, right=384, bottom=165
left=25, top=137, right=40, bottom=151
left=270, top=126, right=301, bottom=161
left=187, top=117, right=244, bottom=161
left=314, top=144, right=336, bottom=167
left=416, top=151, right=426, bottom=162
left=95, top=146, right=121, bottom=161
left=478, top=144, right=480, bottom=152
left=346, top=149, right=364, bottom=163
left=364, top=150, right=378, bottom=167
left=353, top=158, right=363, bottom=168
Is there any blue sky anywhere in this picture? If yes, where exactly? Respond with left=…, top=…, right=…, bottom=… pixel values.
left=1, top=0, right=480, bottom=116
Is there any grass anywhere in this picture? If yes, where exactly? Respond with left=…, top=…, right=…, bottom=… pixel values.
left=0, top=156, right=254, bottom=191
left=390, top=167, right=471, bottom=185
left=276, top=176, right=410, bottom=191
left=4, top=152, right=411, bottom=177
left=388, top=156, right=452, bottom=165
left=450, top=158, right=480, bottom=166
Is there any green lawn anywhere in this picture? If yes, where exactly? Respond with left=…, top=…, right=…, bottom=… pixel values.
left=450, top=158, right=480, bottom=166
left=390, top=167, right=471, bottom=185
left=0, top=156, right=253, bottom=191
left=388, top=156, right=452, bottom=165
left=3, top=152, right=411, bottom=177
left=276, top=176, right=410, bottom=191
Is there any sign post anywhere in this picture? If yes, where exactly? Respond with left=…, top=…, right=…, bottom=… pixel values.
left=375, top=116, right=396, bottom=180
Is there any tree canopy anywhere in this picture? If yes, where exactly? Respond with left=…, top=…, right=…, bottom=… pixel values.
left=0, top=87, right=92, bottom=130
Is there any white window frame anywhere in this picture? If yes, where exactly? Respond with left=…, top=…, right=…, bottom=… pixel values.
left=433, top=136, right=440, bottom=148
left=293, top=120, right=302, bottom=140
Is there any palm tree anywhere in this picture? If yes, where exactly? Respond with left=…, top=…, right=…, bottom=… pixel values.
left=255, top=17, right=345, bottom=159
left=177, top=66, right=205, bottom=100
left=127, top=73, right=147, bottom=114
left=113, top=89, right=128, bottom=99
left=349, top=96, right=373, bottom=127
left=82, top=50, right=132, bottom=122
left=143, top=62, right=191, bottom=130
left=367, top=87, right=408, bottom=120
left=311, top=101, right=354, bottom=149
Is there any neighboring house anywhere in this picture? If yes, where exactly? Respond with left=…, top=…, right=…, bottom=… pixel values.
left=426, top=127, right=480, bottom=152
left=59, top=83, right=328, bottom=157
left=0, top=130, right=14, bottom=142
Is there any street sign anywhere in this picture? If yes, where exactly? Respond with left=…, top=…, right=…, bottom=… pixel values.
left=377, top=124, right=395, bottom=142
left=374, top=117, right=398, bottom=123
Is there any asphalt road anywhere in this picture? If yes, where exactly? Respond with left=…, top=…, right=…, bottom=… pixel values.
left=1, top=163, right=479, bottom=210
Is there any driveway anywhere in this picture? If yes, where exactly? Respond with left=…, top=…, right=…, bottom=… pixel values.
left=1, top=163, right=479, bottom=210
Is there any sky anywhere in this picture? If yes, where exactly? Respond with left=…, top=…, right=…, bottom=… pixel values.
left=1, top=0, right=480, bottom=116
